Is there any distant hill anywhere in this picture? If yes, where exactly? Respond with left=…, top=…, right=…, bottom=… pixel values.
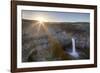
left=22, top=19, right=89, bottom=24
left=22, top=19, right=90, bottom=33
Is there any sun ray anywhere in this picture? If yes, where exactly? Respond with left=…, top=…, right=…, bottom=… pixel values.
left=35, top=17, right=47, bottom=23
left=37, top=22, right=42, bottom=33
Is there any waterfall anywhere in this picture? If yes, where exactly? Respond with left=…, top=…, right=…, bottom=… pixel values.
left=69, top=37, right=79, bottom=58
left=72, top=38, right=76, bottom=53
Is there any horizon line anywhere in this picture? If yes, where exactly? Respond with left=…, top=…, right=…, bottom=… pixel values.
left=22, top=19, right=90, bottom=23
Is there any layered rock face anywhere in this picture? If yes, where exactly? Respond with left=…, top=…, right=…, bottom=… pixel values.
left=22, top=19, right=90, bottom=62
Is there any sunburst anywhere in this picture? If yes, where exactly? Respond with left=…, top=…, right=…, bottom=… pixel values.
left=35, top=17, right=47, bottom=23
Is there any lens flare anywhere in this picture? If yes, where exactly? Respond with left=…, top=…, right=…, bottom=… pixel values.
left=35, top=17, right=47, bottom=23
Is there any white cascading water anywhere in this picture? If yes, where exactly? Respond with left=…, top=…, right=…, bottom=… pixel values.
left=72, top=38, right=76, bottom=53
left=70, top=38, right=79, bottom=58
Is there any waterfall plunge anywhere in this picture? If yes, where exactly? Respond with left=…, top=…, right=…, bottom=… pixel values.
left=72, top=38, right=76, bottom=53
left=70, top=38, right=79, bottom=58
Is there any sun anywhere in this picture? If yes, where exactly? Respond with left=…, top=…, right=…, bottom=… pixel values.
left=35, top=17, right=47, bottom=23
left=33, top=16, right=48, bottom=33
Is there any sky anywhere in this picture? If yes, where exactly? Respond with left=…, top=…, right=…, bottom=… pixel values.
left=22, top=10, right=90, bottom=22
